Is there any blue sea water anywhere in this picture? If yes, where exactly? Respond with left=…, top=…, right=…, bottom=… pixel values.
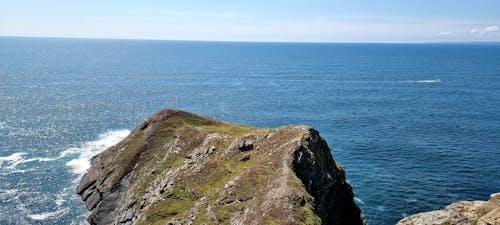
left=0, top=37, right=499, bottom=225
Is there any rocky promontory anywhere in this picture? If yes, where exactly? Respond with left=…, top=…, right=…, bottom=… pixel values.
left=397, top=193, right=500, bottom=225
left=77, top=109, right=365, bottom=225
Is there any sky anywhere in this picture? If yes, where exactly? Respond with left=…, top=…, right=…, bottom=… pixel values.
left=1, top=0, right=499, bottom=43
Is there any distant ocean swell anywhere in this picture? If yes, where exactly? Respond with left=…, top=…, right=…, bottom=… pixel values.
left=398, top=79, right=441, bottom=83
left=326, top=79, right=442, bottom=84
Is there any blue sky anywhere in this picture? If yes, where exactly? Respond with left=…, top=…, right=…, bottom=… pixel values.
left=1, top=0, right=499, bottom=42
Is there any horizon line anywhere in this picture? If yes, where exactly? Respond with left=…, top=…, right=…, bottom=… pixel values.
left=1, top=35, right=500, bottom=45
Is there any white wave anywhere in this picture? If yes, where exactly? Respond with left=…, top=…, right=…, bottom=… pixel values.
left=0, top=150, right=73, bottom=171
left=55, top=196, right=66, bottom=207
left=54, top=187, right=75, bottom=207
left=0, top=149, right=77, bottom=169
left=66, top=129, right=130, bottom=176
left=21, top=156, right=64, bottom=163
left=0, top=152, right=28, bottom=169
left=354, top=197, right=365, bottom=205
left=54, top=190, right=66, bottom=207
left=399, top=79, right=441, bottom=83
left=0, top=152, right=27, bottom=162
left=27, top=208, right=68, bottom=220
left=405, top=198, right=418, bottom=203
left=0, top=121, right=8, bottom=129
left=68, top=221, right=87, bottom=225
left=0, top=189, right=20, bottom=201
left=0, top=129, right=129, bottom=176
left=0, top=152, right=58, bottom=175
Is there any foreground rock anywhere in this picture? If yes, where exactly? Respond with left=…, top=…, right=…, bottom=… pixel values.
left=77, top=109, right=365, bottom=225
left=397, top=193, right=500, bottom=225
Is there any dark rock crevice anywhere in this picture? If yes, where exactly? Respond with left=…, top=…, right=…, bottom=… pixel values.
left=292, top=128, right=365, bottom=225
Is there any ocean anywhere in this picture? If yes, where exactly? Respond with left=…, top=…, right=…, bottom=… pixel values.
left=0, top=37, right=499, bottom=225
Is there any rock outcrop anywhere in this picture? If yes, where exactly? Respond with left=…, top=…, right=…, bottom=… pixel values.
left=397, top=193, right=500, bottom=225
left=77, top=109, right=365, bottom=225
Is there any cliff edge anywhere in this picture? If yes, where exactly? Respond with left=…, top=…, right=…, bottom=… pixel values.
left=77, top=109, right=365, bottom=225
left=397, top=193, right=500, bottom=225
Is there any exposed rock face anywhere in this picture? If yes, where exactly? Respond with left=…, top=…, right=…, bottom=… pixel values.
left=77, top=109, right=365, bottom=225
left=397, top=193, right=500, bottom=225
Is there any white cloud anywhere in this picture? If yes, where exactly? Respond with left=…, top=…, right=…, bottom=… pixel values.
left=485, top=26, right=499, bottom=32
left=470, top=25, right=499, bottom=35
left=438, top=31, right=452, bottom=36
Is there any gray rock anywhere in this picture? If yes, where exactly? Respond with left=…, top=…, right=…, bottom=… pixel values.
left=85, top=190, right=101, bottom=211
left=397, top=193, right=500, bottom=225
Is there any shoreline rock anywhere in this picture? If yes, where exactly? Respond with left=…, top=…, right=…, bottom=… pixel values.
left=397, top=193, right=500, bottom=225
left=77, top=109, right=365, bottom=225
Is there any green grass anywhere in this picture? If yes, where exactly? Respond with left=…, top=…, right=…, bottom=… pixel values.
left=137, top=187, right=199, bottom=225
left=132, top=123, right=257, bottom=224
left=472, top=208, right=489, bottom=225
left=335, top=161, right=344, bottom=171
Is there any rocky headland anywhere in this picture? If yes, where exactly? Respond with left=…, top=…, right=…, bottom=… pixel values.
left=397, top=193, right=500, bottom=225
left=77, top=109, right=365, bottom=225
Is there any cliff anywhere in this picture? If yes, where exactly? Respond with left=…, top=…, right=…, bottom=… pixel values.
left=77, top=109, right=365, bottom=225
left=397, top=193, right=500, bottom=225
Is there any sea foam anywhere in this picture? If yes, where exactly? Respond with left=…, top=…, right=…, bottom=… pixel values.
left=0, top=152, right=66, bottom=169
left=65, top=129, right=130, bottom=176
left=0, top=152, right=27, bottom=163
left=1, top=130, right=130, bottom=222
left=354, top=197, right=366, bottom=205
left=0, top=130, right=129, bottom=176
left=27, top=208, right=68, bottom=220
left=0, top=152, right=28, bottom=171
left=0, top=121, right=7, bottom=129
left=399, top=79, right=441, bottom=83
